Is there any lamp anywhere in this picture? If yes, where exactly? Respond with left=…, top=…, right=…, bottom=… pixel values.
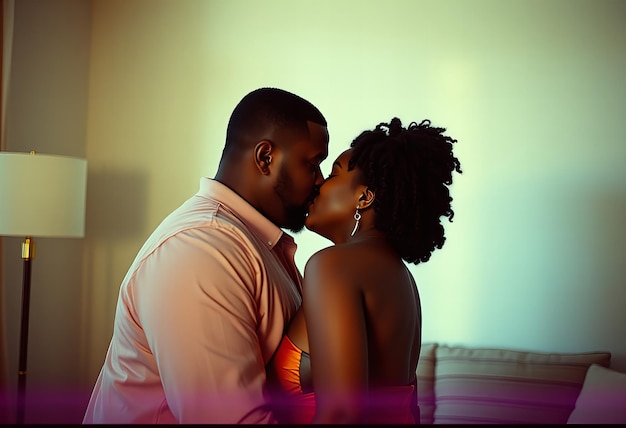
left=0, top=151, right=87, bottom=424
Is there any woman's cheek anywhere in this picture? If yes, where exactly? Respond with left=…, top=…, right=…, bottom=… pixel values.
left=324, top=186, right=354, bottom=216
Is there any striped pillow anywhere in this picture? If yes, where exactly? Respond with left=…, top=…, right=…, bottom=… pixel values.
left=433, top=345, right=611, bottom=424
left=416, top=343, right=438, bottom=424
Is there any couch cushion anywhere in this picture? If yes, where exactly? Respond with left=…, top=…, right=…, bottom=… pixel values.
left=433, top=345, right=611, bottom=424
left=567, top=363, right=626, bottom=424
left=416, top=343, right=438, bottom=424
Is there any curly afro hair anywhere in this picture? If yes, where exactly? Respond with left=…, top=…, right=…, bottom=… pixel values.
left=348, top=117, right=462, bottom=265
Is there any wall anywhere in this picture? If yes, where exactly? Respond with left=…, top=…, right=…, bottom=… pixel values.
left=2, top=0, right=625, bottom=424
left=0, top=0, right=91, bottom=423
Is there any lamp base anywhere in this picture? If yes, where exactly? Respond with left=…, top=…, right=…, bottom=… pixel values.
left=16, top=237, right=34, bottom=425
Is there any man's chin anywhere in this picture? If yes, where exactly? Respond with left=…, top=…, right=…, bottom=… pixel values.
left=286, top=222, right=305, bottom=234
left=282, top=206, right=309, bottom=233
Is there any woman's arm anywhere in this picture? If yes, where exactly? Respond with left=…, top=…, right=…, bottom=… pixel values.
left=303, top=247, right=368, bottom=424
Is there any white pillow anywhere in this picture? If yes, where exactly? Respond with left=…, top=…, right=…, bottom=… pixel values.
left=567, top=363, right=626, bottom=424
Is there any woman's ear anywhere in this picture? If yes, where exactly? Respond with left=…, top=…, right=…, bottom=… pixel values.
left=357, top=187, right=375, bottom=209
left=254, top=140, right=273, bottom=175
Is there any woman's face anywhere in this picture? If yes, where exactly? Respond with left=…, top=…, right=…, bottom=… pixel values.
left=305, top=148, right=364, bottom=242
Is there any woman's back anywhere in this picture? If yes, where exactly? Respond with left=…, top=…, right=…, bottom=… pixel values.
left=286, top=238, right=421, bottom=380
left=353, top=239, right=422, bottom=387
left=272, top=237, right=421, bottom=424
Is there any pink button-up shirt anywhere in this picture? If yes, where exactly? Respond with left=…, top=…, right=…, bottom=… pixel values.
left=83, top=178, right=303, bottom=424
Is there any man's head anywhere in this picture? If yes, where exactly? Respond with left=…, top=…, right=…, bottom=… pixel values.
left=215, top=88, right=329, bottom=232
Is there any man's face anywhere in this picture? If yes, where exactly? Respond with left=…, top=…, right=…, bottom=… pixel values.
left=272, top=121, right=329, bottom=233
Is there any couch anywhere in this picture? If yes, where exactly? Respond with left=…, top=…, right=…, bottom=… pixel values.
left=415, top=343, right=626, bottom=424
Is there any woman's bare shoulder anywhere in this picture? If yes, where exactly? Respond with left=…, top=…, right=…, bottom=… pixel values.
left=303, top=245, right=363, bottom=298
left=304, top=244, right=360, bottom=274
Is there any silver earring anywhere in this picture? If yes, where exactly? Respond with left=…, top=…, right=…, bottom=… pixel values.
left=350, top=206, right=361, bottom=237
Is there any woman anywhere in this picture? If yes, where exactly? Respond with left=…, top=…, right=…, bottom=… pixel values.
left=267, top=117, right=462, bottom=424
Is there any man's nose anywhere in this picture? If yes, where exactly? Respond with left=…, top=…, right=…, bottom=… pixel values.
left=314, top=167, right=324, bottom=187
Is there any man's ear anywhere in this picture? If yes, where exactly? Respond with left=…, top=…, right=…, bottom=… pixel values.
left=357, top=187, right=375, bottom=209
left=254, top=140, right=273, bottom=175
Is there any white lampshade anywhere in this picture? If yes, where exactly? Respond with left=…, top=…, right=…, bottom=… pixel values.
left=0, top=151, right=87, bottom=238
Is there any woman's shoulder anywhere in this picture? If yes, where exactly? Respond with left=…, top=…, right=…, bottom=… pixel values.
left=303, top=245, right=360, bottom=293
left=304, top=244, right=359, bottom=274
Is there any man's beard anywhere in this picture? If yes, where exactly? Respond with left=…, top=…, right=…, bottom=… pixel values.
left=283, top=205, right=307, bottom=234
left=274, top=169, right=309, bottom=233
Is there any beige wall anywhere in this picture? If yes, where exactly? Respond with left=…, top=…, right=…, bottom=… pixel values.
left=2, top=0, right=625, bottom=423
left=1, top=0, right=91, bottom=423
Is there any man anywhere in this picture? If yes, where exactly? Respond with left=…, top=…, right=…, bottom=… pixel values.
left=83, top=88, right=329, bottom=424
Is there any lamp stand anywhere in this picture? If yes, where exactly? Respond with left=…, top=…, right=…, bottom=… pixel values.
left=16, top=236, right=35, bottom=425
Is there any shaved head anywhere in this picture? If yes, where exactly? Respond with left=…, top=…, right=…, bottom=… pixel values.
left=224, top=87, right=327, bottom=156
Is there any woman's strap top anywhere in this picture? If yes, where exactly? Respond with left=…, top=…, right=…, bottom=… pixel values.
left=267, top=334, right=420, bottom=424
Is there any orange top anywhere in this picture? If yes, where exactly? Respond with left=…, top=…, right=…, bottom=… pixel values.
left=267, top=335, right=419, bottom=424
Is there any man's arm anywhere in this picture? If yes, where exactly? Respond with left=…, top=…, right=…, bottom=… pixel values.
left=136, top=226, right=276, bottom=424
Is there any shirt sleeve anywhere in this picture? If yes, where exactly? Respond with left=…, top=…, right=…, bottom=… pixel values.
left=129, top=225, right=277, bottom=424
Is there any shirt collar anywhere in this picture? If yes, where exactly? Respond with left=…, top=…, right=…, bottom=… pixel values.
left=198, top=177, right=291, bottom=249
